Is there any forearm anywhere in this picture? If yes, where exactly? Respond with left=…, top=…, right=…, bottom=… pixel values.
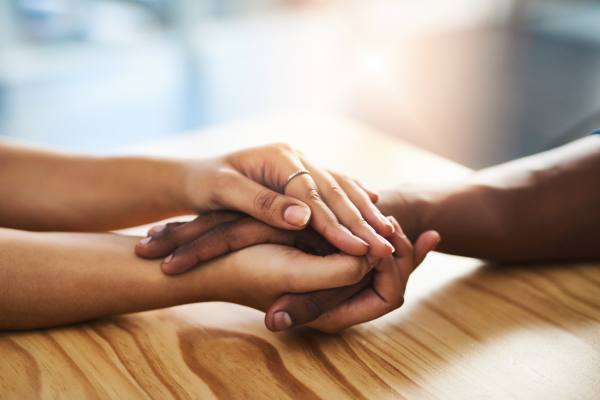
left=0, top=228, right=218, bottom=330
left=379, top=136, right=600, bottom=262
left=0, top=141, right=195, bottom=231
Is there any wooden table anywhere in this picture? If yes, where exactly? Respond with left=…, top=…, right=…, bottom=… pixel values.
left=2, top=113, right=600, bottom=399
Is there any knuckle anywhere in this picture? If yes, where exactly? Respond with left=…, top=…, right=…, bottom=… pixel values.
left=336, top=174, right=352, bottom=184
left=253, top=189, right=283, bottom=218
left=272, top=142, right=293, bottom=152
left=154, top=229, right=178, bottom=247
left=349, top=215, right=369, bottom=229
left=330, top=184, right=347, bottom=198
left=213, top=168, right=238, bottom=192
left=306, top=187, right=323, bottom=203
left=300, top=295, right=327, bottom=322
left=343, top=258, right=368, bottom=285
left=197, top=211, right=220, bottom=225
left=212, top=221, right=238, bottom=240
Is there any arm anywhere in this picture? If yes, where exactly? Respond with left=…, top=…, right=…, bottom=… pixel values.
left=378, top=135, right=600, bottom=262
left=132, top=213, right=440, bottom=332
left=0, top=141, right=190, bottom=232
left=0, top=141, right=393, bottom=257
left=0, top=227, right=374, bottom=331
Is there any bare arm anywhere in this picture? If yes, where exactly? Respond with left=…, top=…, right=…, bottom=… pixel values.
left=0, top=140, right=393, bottom=257
left=0, top=227, right=375, bottom=331
left=378, top=135, right=600, bottom=262
left=0, top=141, right=191, bottom=232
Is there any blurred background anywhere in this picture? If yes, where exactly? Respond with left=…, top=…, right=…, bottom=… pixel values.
left=1, top=0, right=600, bottom=168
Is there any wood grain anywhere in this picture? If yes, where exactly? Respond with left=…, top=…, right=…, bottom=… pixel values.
left=2, top=113, right=599, bottom=399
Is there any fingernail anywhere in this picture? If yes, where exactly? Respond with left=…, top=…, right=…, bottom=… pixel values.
left=273, top=311, right=293, bottom=331
left=284, top=205, right=310, bottom=227
left=358, top=237, right=370, bottom=248
left=163, top=254, right=173, bottom=264
left=149, top=225, right=166, bottom=235
left=381, top=214, right=394, bottom=231
left=379, top=235, right=395, bottom=253
left=138, top=237, right=151, bottom=247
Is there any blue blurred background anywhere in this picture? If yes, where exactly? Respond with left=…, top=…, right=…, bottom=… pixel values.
left=2, top=0, right=600, bottom=168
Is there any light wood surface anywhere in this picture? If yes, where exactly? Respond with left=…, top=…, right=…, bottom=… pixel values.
left=2, top=112, right=600, bottom=399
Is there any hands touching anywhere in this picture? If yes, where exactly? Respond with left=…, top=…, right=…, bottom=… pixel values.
left=267, top=218, right=440, bottom=333
left=136, top=211, right=339, bottom=274
left=137, top=212, right=440, bottom=333
left=176, top=143, right=395, bottom=258
left=136, top=143, right=438, bottom=333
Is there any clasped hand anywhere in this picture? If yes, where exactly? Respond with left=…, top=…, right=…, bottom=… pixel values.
left=136, top=143, right=439, bottom=333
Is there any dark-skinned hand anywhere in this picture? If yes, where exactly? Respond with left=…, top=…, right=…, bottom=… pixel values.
left=136, top=212, right=439, bottom=333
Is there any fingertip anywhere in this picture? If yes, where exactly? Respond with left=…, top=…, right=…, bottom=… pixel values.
left=274, top=311, right=293, bottom=331
left=160, top=262, right=177, bottom=275
left=426, top=230, right=441, bottom=252
left=160, top=254, right=183, bottom=275
left=368, top=243, right=394, bottom=258
left=387, top=216, right=403, bottom=236
left=413, top=230, right=441, bottom=267
left=335, top=235, right=370, bottom=257
left=283, top=204, right=311, bottom=228
left=356, top=180, right=380, bottom=203
left=377, top=223, right=395, bottom=238
left=147, top=225, right=166, bottom=236
left=369, top=192, right=380, bottom=204
left=265, top=305, right=294, bottom=332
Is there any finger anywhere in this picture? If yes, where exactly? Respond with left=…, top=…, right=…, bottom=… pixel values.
left=353, top=179, right=380, bottom=204
left=135, top=211, right=244, bottom=259
left=386, top=217, right=414, bottom=260
left=302, top=160, right=394, bottom=258
left=160, top=219, right=338, bottom=274
left=264, top=272, right=374, bottom=332
left=413, top=230, right=441, bottom=267
left=305, top=254, right=403, bottom=333
left=277, top=250, right=376, bottom=293
left=148, top=222, right=183, bottom=237
left=331, top=172, right=394, bottom=237
left=386, top=217, right=415, bottom=291
left=215, top=170, right=313, bottom=230
left=284, top=172, right=370, bottom=256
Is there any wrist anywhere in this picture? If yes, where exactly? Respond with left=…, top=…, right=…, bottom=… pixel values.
left=378, top=189, right=423, bottom=242
left=377, top=187, right=447, bottom=243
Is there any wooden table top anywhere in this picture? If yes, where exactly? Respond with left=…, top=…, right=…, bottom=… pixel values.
left=2, top=113, right=599, bottom=399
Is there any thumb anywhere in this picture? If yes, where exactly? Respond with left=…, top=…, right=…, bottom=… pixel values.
left=413, top=230, right=441, bottom=267
left=264, top=272, right=374, bottom=332
left=217, top=172, right=312, bottom=229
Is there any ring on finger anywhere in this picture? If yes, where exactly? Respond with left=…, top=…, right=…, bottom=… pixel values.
left=282, top=169, right=310, bottom=192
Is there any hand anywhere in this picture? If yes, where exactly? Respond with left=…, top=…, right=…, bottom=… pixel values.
left=264, top=217, right=441, bottom=333
left=179, top=143, right=394, bottom=257
left=136, top=211, right=341, bottom=274
left=196, top=243, right=378, bottom=316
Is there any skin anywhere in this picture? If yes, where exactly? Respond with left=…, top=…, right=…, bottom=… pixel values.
left=145, top=135, right=600, bottom=330
left=0, top=140, right=393, bottom=258
left=0, top=220, right=437, bottom=332
left=377, top=135, right=600, bottom=262
left=0, top=139, right=432, bottom=332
